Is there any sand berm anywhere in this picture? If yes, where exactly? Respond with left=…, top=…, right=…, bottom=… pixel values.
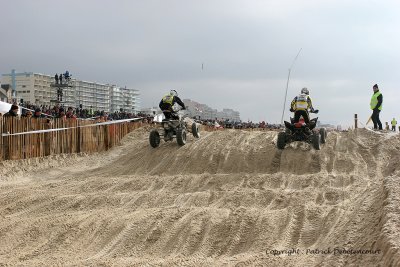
left=0, top=127, right=399, bottom=266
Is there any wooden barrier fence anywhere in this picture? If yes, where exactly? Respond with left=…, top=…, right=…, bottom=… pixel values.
left=0, top=117, right=143, bottom=161
left=0, top=118, right=281, bottom=161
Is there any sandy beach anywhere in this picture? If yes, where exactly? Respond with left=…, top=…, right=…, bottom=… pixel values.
left=0, top=127, right=399, bottom=266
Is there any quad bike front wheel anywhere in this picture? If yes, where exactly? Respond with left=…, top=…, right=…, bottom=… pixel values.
left=312, top=133, right=321, bottom=150
left=176, top=128, right=187, bottom=146
left=149, top=129, right=161, bottom=148
left=277, top=132, right=287, bottom=149
left=320, top=128, right=327, bottom=144
left=191, top=123, right=200, bottom=138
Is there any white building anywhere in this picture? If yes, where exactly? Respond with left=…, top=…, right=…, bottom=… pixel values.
left=1, top=71, right=140, bottom=113
left=1, top=72, right=55, bottom=106
left=110, top=86, right=140, bottom=113
left=71, top=80, right=110, bottom=111
left=0, top=84, right=11, bottom=102
left=182, top=99, right=241, bottom=121
left=219, top=108, right=241, bottom=122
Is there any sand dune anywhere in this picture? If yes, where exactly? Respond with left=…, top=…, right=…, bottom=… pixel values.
left=0, top=127, right=399, bottom=266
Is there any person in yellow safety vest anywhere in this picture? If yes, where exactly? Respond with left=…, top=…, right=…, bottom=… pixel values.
left=391, top=118, right=397, bottom=132
left=88, top=106, right=94, bottom=117
left=290, top=87, right=318, bottom=123
left=370, top=84, right=383, bottom=130
left=159, top=90, right=186, bottom=120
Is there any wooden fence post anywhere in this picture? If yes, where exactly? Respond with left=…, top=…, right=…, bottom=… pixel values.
left=77, top=122, right=81, bottom=153
left=0, top=118, right=4, bottom=161
left=104, top=125, right=109, bottom=150
left=44, top=122, right=52, bottom=156
left=354, top=114, right=358, bottom=129
left=3, top=118, right=10, bottom=160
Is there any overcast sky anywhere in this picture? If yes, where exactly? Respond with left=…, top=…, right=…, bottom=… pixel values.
left=1, top=0, right=400, bottom=126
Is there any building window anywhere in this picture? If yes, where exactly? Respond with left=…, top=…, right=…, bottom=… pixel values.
left=22, top=85, right=26, bottom=88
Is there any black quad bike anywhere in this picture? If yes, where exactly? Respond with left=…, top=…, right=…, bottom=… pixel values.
left=149, top=110, right=200, bottom=148
left=277, top=110, right=327, bottom=150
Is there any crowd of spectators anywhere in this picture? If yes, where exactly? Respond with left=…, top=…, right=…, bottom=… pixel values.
left=1, top=102, right=283, bottom=130
left=16, top=103, right=153, bottom=123
left=194, top=118, right=283, bottom=130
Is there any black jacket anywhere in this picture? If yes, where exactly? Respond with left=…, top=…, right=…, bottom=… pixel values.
left=3, top=109, right=18, bottom=117
left=159, top=95, right=185, bottom=111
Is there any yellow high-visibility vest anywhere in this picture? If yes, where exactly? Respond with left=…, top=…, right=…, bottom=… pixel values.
left=370, top=92, right=382, bottom=110
left=162, top=94, right=174, bottom=105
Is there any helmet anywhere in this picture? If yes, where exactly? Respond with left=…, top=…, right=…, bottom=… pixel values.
left=301, top=87, right=309, bottom=95
left=170, top=90, right=178, bottom=97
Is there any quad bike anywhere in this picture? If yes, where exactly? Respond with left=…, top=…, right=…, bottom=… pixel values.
left=277, top=110, right=327, bottom=150
left=149, top=108, right=200, bottom=148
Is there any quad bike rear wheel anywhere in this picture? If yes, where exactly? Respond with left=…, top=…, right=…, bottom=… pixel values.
left=277, top=132, right=287, bottom=149
left=176, top=128, right=187, bottom=146
left=149, top=129, right=161, bottom=148
left=312, top=133, right=321, bottom=150
left=191, top=123, right=200, bottom=138
left=320, top=128, right=327, bottom=144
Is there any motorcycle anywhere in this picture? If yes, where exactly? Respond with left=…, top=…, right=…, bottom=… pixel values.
left=149, top=107, right=200, bottom=148
left=277, top=110, right=327, bottom=150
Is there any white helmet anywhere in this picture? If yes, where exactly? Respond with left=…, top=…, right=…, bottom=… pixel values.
left=301, top=87, right=309, bottom=95
left=170, top=89, right=178, bottom=97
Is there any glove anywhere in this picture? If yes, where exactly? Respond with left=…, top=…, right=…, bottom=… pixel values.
left=182, top=106, right=186, bottom=110
left=313, top=109, right=319, bottom=114
left=289, top=108, right=294, bottom=112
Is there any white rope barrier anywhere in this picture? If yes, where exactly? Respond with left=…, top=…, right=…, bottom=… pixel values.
left=1, top=117, right=147, bottom=137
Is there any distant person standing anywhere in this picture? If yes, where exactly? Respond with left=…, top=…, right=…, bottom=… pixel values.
left=370, top=84, right=383, bottom=130
left=64, top=70, right=70, bottom=82
left=59, top=73, right=63, bottom=84
left=54, top=73, right=59, bottom=84
left=4, top=104, right=19, bottom=117
left=33, top=108, right=44, bottom=118
left=391, top=118, right=397, bottom=131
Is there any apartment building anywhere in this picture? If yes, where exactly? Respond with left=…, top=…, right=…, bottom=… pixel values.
left=220, top=108, right=241, bottom=122
left=110, top=86, right=140, bottom=113
left=182, top=99, right=241, bottom=121
left=1, top=72, right=55, bottom=105
left=72, top=80, right=110, bottom=111
left=0, top=84, right=11, bottom=102
left=1, top=71, right=140, bottom=113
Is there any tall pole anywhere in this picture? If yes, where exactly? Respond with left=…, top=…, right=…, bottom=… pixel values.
left=11, top=69, right=16, bottom=101
left=280, top=48, right=302, bottom=124
left=281, top=68, right=291, bottom=124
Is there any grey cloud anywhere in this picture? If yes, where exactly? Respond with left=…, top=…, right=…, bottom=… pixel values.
left=1, top=0, right=400, bottom=127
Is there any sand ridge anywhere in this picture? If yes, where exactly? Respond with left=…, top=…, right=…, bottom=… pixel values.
left=0, top=128, right=399, bottom=266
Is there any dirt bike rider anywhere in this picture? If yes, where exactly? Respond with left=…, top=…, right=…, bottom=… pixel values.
left=289, top=87, right=318, bottom=124
left=159, top=90, right=186, bottom=120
